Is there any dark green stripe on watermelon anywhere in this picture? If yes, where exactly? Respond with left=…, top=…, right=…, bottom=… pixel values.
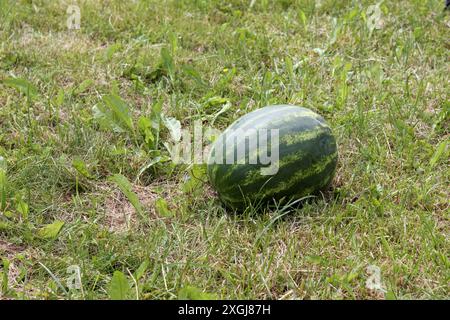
left=218, top=154, right=337, bottom=205
left=215, top=129, right=335, bottom=193
left=207, top=105, right=338, bottom=210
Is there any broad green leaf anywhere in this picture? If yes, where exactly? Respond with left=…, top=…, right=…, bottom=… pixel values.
left=150, top=99, right=163, bottom=147
left=155, top=198, right=173, bottom=217
left=298, top=9, right=307, bottom=27
left=0, top=221, right=10, bottom=230
left=134, top=260, right=149, bottom=281
left=2, top=78, right=38, bottom=98
left=109, top=174, right=145, bottom=218
left=74, top=79, right=94, bottom=94
left=138, top=116, right=154, bottom=147
left=54, top=88, right=65, bottom=107
left=182, top=165, right=206, bottom=194
left=178, top=286, right=217, bottom=300
left=386, top=290, right=397, bottom=300
left=15, top=195, right=29, bottom=220
left=72, top=159, right=93, bottom=178
left=101, top=94, right=134, bottom=133
left=182, top=175, right=200, bottom=194
left=38, top=220, right=65, bottom=239
left=3, top=210, right=14, bottom=218
left=109, top=271, right=130, bottom=300
left=162, top=116, right=181, bottom=142
left=306, top=255, right=325, bottom=265
left=182, top=65, right=205, bottom=86
left=104, top=43, right=121, bottom=61
left=205, top=96, right=229, bottom=107
left=429, top=140, right=448, bottom=169
left=92, top=104, right=125, bottom=133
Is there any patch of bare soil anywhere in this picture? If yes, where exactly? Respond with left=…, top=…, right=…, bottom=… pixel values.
left=102, top=181, right=184, bottom=233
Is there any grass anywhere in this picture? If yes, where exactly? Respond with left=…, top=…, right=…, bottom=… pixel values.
left=0, top=0, right=449, bottom=300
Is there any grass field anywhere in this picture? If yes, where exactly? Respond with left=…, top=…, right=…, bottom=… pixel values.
left=0, top=0, right=449, bottom=300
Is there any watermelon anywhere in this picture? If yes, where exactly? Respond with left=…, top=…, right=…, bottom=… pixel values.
left=207, top=105, right=338, bottom=210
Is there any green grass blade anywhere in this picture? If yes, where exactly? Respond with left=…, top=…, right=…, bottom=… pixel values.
left=102, top=94, right=134, bottom=133
left=109, top=271, right=130, bottom=300
left=109, top=174, right=145, bottom=220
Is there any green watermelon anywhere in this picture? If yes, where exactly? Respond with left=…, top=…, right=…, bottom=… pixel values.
left=207, top=105, right=338, bottom=210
